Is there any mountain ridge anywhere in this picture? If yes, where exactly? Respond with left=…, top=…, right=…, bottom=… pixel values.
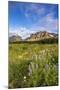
left=9, top=31, right=58, bottom=43
left=26, top=31, right=58, bottom=41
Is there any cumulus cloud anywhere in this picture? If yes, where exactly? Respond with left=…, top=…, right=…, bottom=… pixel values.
left=9, top=27, right=36, bottom=39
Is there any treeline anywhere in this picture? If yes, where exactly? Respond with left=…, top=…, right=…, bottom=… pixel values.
left=9, top=38, right=58, bottom=44
left=38, top=37, right=58, bottom=44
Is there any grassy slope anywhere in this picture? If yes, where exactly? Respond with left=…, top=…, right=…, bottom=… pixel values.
left=9, top=43, right=58, bottom=88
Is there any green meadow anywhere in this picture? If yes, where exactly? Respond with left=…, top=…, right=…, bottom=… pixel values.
left=9, top=43, right=58, bottom=88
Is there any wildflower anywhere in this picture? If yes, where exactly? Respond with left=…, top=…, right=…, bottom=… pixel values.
left=24, top=76, right=26, bottom=81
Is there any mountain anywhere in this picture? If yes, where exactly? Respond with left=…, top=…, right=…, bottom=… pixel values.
left=9, top=31, right=58, bottom=43
left=9, top=35, right=22, bottom=42
left=26, top=31, right=58, bottom=41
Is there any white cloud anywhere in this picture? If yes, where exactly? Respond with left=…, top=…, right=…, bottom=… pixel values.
left=9, top=26, right=36, bottom=39
left=30, top=12, right=58, bottom=33
left=9, top=4, right=58, bottom=39
left=9, top=12, right=58, bottom=39
left=24, top=4, right=58, bottom=33
left=24, top=4, right=46, bottom=21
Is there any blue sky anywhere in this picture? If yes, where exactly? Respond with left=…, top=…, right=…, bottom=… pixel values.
left=9, top=1, right=58, bottom=39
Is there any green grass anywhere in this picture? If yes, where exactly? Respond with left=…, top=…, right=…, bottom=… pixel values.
left=9, top=43, right=58, bottom=88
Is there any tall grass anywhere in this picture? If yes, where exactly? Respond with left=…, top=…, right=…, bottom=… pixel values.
left=9, top=43, right=58, bottom=88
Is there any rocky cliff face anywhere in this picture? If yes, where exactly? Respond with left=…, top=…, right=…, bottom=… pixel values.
left=9, top=31, right=58, bottom=42
left=26, top=31, right=58, bottom=41
left=9, top=35, right=22, bottom=42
